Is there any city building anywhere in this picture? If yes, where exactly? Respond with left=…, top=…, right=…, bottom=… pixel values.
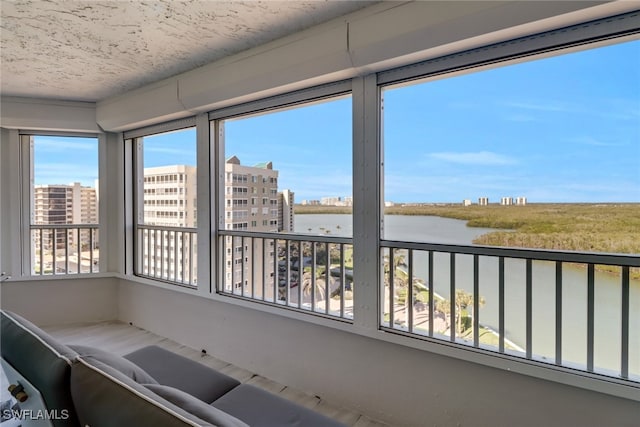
left=33, top=183, right=98, bottom=250
left=278, top=189, right=295, bottom=232
left=321, top=196, right=342, bottom=206
left=224, top=156, right=279, bottom=292
left=501, top=197, right=513, bottom=206
left=516, top=196, right=528, bottom=206
left=1, top=3, right=636, bottom=426
left=143, top=165, right=197, bottom=227
left=478, top=197, right=489, bottom=206
left=462, top=199, right=472, bottom=206
left=140, top=165, right=198, bottom=281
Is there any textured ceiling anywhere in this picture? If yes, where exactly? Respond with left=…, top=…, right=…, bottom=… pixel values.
left=1, top=0, right=377, bottom=102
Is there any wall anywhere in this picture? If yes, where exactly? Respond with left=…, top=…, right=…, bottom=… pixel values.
left=0, top=277, right=118, bottom=326
left=118, top=279, right=639, bottom=427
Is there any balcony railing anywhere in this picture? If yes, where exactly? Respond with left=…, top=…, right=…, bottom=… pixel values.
left=136, top=225, right=197, bottom=286
left=381, top=240, right=640, bottom=383
left=218, top=230, right=354, bottom=321
left=30, top=224, right=99, bottom=275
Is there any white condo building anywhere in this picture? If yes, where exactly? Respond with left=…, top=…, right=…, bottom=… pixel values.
left=501, top=197, right=513, bottom=206
left=141, top=165, right=198, bottom=282
left=33, top=183, right=98, bottom=250
left=224, top=156, right=279, bottom=293
left=143, top=165, right=197, bottom=227
left=278, top=189, right=295, bottom=233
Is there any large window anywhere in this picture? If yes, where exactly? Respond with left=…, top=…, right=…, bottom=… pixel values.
left=381, top=40, right=639, bottom=380
left=217, top=93, right=354, bottom=318
left=134, top=126, right=198, bottom=285
left=27, top=135, right=99, bottom=275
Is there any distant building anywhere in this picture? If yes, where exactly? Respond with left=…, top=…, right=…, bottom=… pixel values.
left=278, top=189, right=295, bottom=232
left=141, top=165, right=198, bottom=281
left=301, top=200, right=320, bottom=205
left=516, top=197, right=527, bottom=206
left=384, top=201, right=395, bottom=207
left=501, top=197, right=513, bottom=206
left=33, top=183, right=98, bottom=250
left=224, top=156, right=278, bottom=293
left=462, top=199, right=472, bottom=206
left=143, top=165, right=197, bottom=227
left=321, top=196, right=342, bottom=206
left=478, top=197, right=489, bottom=206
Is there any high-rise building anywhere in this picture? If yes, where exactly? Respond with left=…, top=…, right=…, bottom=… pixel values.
left=501, top=197, right=513, bottom=206
left=478, top=197, right=489, bottom=206
left=143, top=165, right=197, bottom=227
left=516, top=197, right=528, bottom=206
left=140, top=165, right=198, bottom=282
left=33, top=183, right=98, bottom=250
left=278, top=189, right=295, bottom=233
left=224, top=156, right=279, bottom=293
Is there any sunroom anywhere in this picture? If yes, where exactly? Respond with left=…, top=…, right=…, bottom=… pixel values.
left=1, top=1, right=639, bottom=426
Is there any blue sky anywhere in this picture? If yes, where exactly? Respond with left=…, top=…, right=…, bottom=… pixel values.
left=35, top=39, right=639, bottom=203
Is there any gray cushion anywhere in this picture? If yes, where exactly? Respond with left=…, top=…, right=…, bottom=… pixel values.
left=213, top=384, right=347, bottom=427
left=125, top=345, right=240, bottom=403
left=0, top=310, right=80, bottom=427
left=69, top=344, right=158, bottom=384
left=71, top=356, right=216, bottom=427
left=145, top=384, right=249, bottom=427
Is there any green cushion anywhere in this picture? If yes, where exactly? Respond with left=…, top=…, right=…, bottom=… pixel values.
left=144, top=384, right=249, bottom=427
left=69, top=344, right=157, bottom=384
left=71, top=356, right=216, bottom=427
left=0, top=310, right=80, bottom=427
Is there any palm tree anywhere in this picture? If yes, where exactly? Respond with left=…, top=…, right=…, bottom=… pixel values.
left=434, top=290, right=486, bottom=335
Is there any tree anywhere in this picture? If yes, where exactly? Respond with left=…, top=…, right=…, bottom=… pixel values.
left=434, top=290, right=485, bottom=335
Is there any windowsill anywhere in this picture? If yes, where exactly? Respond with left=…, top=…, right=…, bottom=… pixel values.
left=3, top=272, right=114, bottom=282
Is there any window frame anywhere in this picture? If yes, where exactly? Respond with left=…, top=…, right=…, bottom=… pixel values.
left=129, top=117, right=199, bottom=287
left=373, top=11, right=640, bottom=392
left=209, top=80, right=354, bottom=315
left=18, top=131, right=103, bottom=277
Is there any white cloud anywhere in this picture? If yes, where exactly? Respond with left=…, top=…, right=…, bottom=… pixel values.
left=565, top=136, right=625, bottom=147
left=35, top=138, right=96, bottom=152
left=428, top=151, right=517, bottom=166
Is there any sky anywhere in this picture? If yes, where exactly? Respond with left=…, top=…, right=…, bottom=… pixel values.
left=34, top=39, right=639, bottom=203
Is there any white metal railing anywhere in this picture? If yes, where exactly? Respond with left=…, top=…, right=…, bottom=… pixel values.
left=218, top=230, right=354, bottom=321
left=381, top=241, right=640, bottom=383
left=30, top=224, right=99, bottom=275
left=136, top=225, right=197, bottom=286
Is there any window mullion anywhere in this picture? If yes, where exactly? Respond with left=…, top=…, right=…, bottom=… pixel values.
left=352, top=74, right=382, bottom=331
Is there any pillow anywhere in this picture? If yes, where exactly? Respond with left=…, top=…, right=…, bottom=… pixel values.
left=70, top=344, right=158, bottom=384
left=144, top=384, right=249, bottom=427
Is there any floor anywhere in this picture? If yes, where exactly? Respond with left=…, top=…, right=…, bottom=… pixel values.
left=44, top=321, right=389, bottom=427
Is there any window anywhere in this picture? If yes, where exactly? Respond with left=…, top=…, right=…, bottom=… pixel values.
left=27, top=135, right=99, bottom=275
left=133, top=125, right=198, bottom=286
left=381, top=40, right=639, bottom=380
left=215, top=91, right=354, bottom=319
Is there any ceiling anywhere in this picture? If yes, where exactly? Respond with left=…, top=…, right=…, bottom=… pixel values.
left=0, top=0, right=378, bottom=102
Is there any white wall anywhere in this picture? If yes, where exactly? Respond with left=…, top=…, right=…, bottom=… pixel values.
left=118, top=279, right=639, bottom=427
left=0, top=277, right=118, bottom=326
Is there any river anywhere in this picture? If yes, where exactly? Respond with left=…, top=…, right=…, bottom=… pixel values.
left=295, top=214, right=639, bottom=378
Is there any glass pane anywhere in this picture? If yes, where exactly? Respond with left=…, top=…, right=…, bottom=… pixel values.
left=31, top=135, right=99, bottom=274
left=138, top=127, right=197, bottom=285
left=221, top=96, right=353, bottom=319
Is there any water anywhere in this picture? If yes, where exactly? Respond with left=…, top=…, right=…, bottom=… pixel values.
left=295, top=214, right=640, bottom=378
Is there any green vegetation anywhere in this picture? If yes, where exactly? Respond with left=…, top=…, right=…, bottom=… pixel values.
left=385, top=203, right=640, bottom=254
left=298, top=203, right=640, bottom=278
